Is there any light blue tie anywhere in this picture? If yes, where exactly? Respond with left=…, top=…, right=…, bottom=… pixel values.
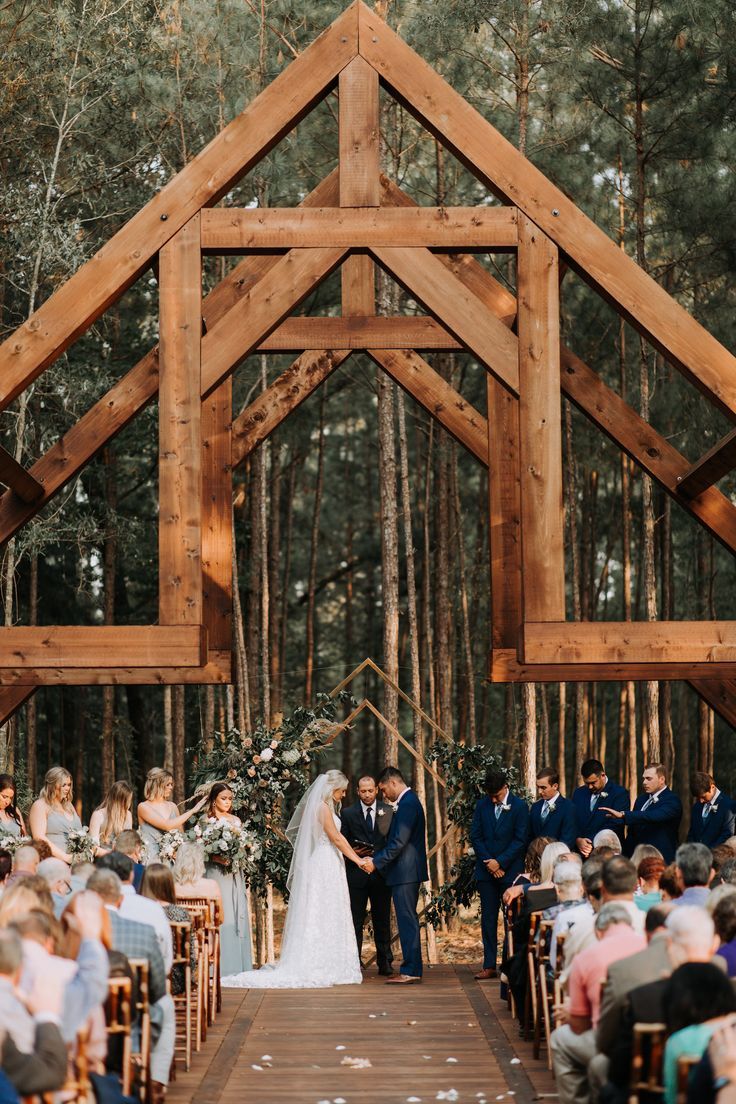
left=540, top=801, right=550, bottom=822
left=703, top=802, right=711, bottom=820
left=641, top=796, right=653, bottom=812
left=495, top=804, right=502, bottom=820
left=590, top=793, right=599, bottom=812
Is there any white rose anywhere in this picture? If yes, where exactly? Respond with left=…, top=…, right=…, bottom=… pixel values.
left=260, top=748, right=274, bottom=762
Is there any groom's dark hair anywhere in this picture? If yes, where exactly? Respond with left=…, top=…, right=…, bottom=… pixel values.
left=377, top=766, right=407, bottom=785
left=484, top=769, right=507, bottom=796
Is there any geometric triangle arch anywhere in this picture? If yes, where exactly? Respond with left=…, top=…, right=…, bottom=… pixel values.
left=0, top=3, right=735, bottom=727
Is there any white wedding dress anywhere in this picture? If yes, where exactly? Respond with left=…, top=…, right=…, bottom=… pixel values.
left=222, top=774, right=362, bottom=989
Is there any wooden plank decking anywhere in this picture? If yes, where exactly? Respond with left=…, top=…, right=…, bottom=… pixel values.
left=167, top=966, right=556, bottom=1104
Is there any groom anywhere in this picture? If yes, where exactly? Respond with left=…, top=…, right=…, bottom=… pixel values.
left=340, top=775, right=395, bottom=976
left=365, top=766, right=428, bottom=985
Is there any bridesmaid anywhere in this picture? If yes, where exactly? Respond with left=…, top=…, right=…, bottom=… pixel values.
left=29, top=766, right=81, bottom=863
left=89, top=780, right=133, bottom=848
left=0, top=775, right=26, bottom=839
left=137, top=768, right=207, bottom=862
left=203, top=783, right=253, bottom=975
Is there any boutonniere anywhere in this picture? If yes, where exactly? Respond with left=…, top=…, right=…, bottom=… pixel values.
left=712, top=804, right=719, bottom=812
left=600, top=791, right=609, bottom=799
left=500, top=803, right=511, bottom=812
left=652, top=796, right=659, bottom=804
left=377, top=809, right=386, bottom=817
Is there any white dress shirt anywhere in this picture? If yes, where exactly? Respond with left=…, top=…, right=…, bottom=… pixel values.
left=119, top=884, right=173, bottom=971
left=361, top=801, right=377, bottom=830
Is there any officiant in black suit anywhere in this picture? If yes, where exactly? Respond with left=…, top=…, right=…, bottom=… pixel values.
left=340, top=775, right=395, bottom=976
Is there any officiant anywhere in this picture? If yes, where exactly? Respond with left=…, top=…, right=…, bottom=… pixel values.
left=340, top=775, right=395, bottom=976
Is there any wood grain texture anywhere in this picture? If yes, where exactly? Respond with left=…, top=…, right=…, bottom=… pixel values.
left=370, top=348, right=488, bottom=465
left=339, top=57, right=378, bottom=315
left=677, top=427, right=736, bottom=500
left=0, top=7, right=358, bottom=409
left=0, top=652, right=230, bottom=686
left=201, top=380, right=232, bottom=652
left=158, top=215, right=202, bottom=625
left=487, top=377, right=522, bottom=650
left=0, top=446, right=43, bottom=503
left=256, top=315, right=459, bottom=350
left=522, top=622, right=736, bottom=665
left=358, top=1, right=736, bottom=419
left=0, top=688, right=35, bottom=724
left=517, top=215, right=565, bottom=622
left=490, top=648, right=736, bottom=683
left=0, top=626, right=206, bottom=669
left=200, top=206, right=519, bottom=249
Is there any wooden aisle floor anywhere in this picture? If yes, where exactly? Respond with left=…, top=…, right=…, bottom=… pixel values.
left=167, top=965, right=557, bottom=1104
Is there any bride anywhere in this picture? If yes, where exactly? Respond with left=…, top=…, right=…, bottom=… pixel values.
left=222, top=769, right=369, bottom=988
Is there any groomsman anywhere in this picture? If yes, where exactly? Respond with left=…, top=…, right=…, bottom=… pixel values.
left=601, top=762, right=682, bottom=863
left=365, top=766, right=428, bottom=985
left=687, top=771, right=735, bottom=848
left=340, top=775, right=395, bottom=976
left=470, top=768, right=529, bottom=980
left=528, top=767, right=577, bottom=849
left=572, top=758, right=629, bottom=857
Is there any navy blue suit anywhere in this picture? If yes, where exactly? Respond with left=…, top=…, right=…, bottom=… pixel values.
left=572, top=779, right=630, bottom=849
left=471, top=793, right=529, bottom=969
left=528, top=794, right=577, bottom=849
left=687, top=792, right=735, bottom=848
left=373, top=790, right=428, bottom=978
left=623, top=787, right=683, bottom=863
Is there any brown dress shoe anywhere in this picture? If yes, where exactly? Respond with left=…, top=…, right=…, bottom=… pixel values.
left=474, top=967, right=498, bottom=980
left=385, top=974, right=422, bottom=984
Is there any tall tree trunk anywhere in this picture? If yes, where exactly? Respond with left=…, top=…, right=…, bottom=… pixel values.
left=269, top=443, right=283, bottom=721
left=564, top=402, right=585, bottom=778
left=521, top=683, right=537, bottom=794
left=305, top=389, right=327, bottom=704
left=280, top=455, right=298, bottom=706
left=232, top=517, right=251, bottom=734
left=451, top=445, right=476, bottom=745
left=101, top=447, right=117, bottom=791
left=376, top=364, right=400, bottom=750
left=172, top=686, right=185, bottom=803
left=258, top=357, right=271, bottom=724
left=163, top=687, right=173, bottom=773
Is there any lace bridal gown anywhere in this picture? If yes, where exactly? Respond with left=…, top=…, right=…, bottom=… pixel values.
left=222, top=774, right=363, bottom=989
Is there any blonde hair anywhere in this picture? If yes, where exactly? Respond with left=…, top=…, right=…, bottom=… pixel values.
left=539, top=841, right=570, bottom=885
left=0, top=882, right=43, bottom=927
left=325, top=769, right=349, bottom=814
left=39, top=767, right=73, bottom=810
left=144, top=768, right=174, bottom=801
left=95, top=780, right=133, bottom=844
left=172, top=842, right=206, bottom=885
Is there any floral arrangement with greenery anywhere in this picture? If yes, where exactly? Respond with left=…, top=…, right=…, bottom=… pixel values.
left=0, top=834, right=31, bottom=856
left=425, top=738, right=528, bottom=928
left=66, top=826, right=98, bottom=864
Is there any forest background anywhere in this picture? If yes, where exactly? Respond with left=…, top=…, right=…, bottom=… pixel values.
left=1, top=0, right=736, bottom=834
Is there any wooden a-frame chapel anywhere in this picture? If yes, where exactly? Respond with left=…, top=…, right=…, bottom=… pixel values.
left=1, top=2, right=736, bottom=732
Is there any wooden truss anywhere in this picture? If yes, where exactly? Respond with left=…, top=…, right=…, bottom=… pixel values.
left=2, top=3, right=736, bottom=726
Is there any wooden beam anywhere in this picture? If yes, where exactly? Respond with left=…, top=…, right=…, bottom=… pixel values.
left=487, top=377, right=522, bottom=650
left=676, top=428, right=736, bottom=500
left=339, top=57, right=378, bottom=317
left=200, top=206, right=519, bottom=250
left=232, top=350, right=351, bottom=464
left=0, top=626, right=206, bottom=668
left=522, top=622, right=736, bottom=665
left=369, top=348, right=488, bottom=465
left=0, top=651, right=231, bottom=686
left=688, top=679, right=736, bottom=729
left=0, top=446, right=43, bottom=504
left=370, top=246, right=519, bottom=392
left=158, top=215, right=202, bottom=626
left=201, top=380, right=233, bottom=652
left=201, top=246, right=347, bottom=396
left=256, top=315, right=460, bottom=350
left=358, top=2, right=736, bottom=420
left=0, top=172, right=342, bottom=552
left=491, top=648, right=736, bottom=684
left=517, top=215, right=565, bottom=622
left=0, top=688, right=35, bottom=724
left=0, top=5, right=358, bottom=409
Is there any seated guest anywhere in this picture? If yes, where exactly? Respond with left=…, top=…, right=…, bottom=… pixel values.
left=550, top=903, right=646, bottom=1104
left=529, top=767, right=577, bottom=850
left=172, top=842, right=222, bottom=903
left=631, top=843, right=664, bottom=868
left=510, top=836, right=554, bottom=890
left=602, top=763, right=682, bottom=863
left=720, top=857, right=736, bottom=886
left=88, top=867, right=173, bottom=1104
left=140, top=864, right=196, bottom=996
left=36, top=857, right=72, bottom=917
left=0, top=882, right=47, bottom=927
left=663, top=962, right=736, bottom=1104
left=506, top=841, right=569, bottom=1018
left=673, top=842, right=713, bottom=908
left=96, top=851, right=172, bottom=972
left=573, top=759, right=629, bottom=857
left=711, top=844, right=735, bottom=883
left=30, top=839, right=51, bottom=863
left=69, top=861, right=95, bottom=892
left=592, top=829, right=623, bottom=855
left=689, top=1019, right=736, bottom=1104
left=661, top=861, right=683, bottom=901
left=562, top=856, right=645, bottom=977
left=688, top=773, right=735, bottom=849
left=604, top=906, right=721, bottom=1102
left=503, top=840, right=569, bottom=908
left=714, top=892, right=736, bottom=977
left=542, top=860, right=584, bottom=971
left=635, top=855, right=665, bottom=911
left=470, top=768, right=529, bottom=981
left=559, top=858, right=604, bottom=979
left=5, top=844, right=38, bottom=888
left=0, top=928, right=67, bottom=1095
left=114, top=829, right=146, bottom=892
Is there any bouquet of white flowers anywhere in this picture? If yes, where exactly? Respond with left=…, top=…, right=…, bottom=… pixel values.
left=66, top=826, right=98, bottom=863
left=0, top=834, right=31, bottom=856
left=193, top=817, right=262, bottom=877
left=158, top=829, right=186, bottom=866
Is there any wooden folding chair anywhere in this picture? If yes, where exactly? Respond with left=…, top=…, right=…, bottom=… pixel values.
left=503, top=894, right=522, bottom=1016
left=552, top=931, right=567, bottom=1028
left=179, top=903, right=209, bottom=1045
left=178, top=896, right=223, bottom=1025
left=105, top=975, right=133, bottom=1096
left=534, top=919, right=554, bottom=1061
left=675, top=1054, right=702, bottom=1104
left=629, top=1022, right=667, bottom=1102
left=129, top=957, right=152, bottom=1103
left=170, top=920, right=193, bottom=1071
left=523, top=911, right=541, bottom=1043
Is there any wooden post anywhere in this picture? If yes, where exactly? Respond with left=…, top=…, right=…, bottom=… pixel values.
left=487, top=377, right=522, bottom=655
left=159, top=214, right=203, bottom=627
left=201, top=379, right=232, bottom=669
left=339, top=55, right=378, bottom=316
left=516, top=214, right=565, bottom=626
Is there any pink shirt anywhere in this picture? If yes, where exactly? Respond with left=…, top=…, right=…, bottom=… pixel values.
left=568, top=923, right=646, bottom=1026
